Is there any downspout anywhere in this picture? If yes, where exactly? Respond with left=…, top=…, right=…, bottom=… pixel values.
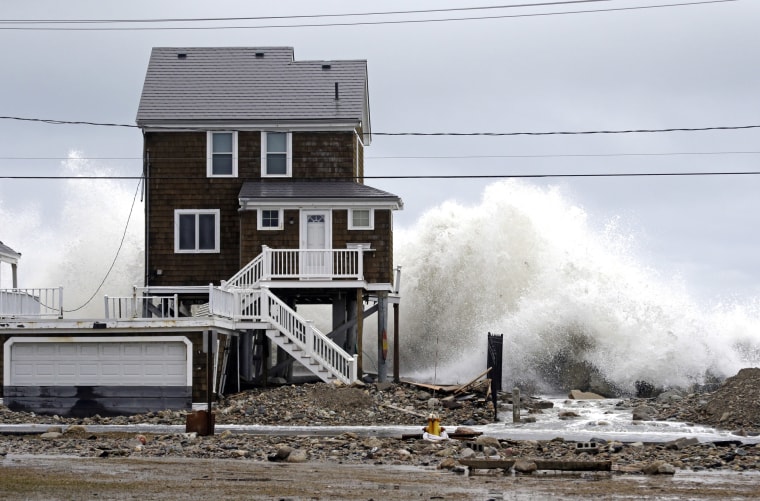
left=143, top=134, right=151, bottom=287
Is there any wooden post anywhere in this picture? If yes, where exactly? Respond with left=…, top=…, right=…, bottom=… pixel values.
left=377, top=292, right=388, bottom=382
left=393, top=302, right=400, bottom=383
left=206, top=330, right=214, bottom=434
left=512, top=387, right=520, bottom=423
left=356, top=288, right=364, bottom=377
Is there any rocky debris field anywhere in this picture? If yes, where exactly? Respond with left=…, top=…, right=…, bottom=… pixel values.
left=1, top=368, right=759, bottom=475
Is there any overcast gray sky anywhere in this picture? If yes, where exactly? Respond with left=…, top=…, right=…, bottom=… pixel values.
left=1, top=0, right=759, bottom=302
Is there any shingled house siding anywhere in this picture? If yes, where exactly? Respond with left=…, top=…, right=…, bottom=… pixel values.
left=145, top=132, right=246, bottom=286
left=292, top=131, right=355, bottom=179
left=239, top=209, right=301, bottom=265
left=333, top=209, right=393, bottom=283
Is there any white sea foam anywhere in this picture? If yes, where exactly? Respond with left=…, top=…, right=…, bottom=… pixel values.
left=0, top=152, right=143, bottom=317
left=395, top=180, right=760, bottom=392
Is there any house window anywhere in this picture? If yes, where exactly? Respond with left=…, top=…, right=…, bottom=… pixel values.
left=207, top=131, right=238, bottom=177
left=174, top=209, right=220, bottom=253
left=348, top=208, right=374, bottom=230
left=261, top=131, right=291, bottom=177
left=258, top=209, right=283, bottom=230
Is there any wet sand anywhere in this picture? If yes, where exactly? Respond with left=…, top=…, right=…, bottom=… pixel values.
left=2, top=454, right=759, bottom=500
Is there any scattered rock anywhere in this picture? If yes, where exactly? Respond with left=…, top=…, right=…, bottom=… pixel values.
left=513, top=459, right=538, bottom=473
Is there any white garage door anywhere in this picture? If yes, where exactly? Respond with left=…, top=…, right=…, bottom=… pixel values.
left=5, top=336, right=191, bottom=387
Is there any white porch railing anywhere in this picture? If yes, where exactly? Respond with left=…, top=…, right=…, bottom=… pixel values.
left=104, top=291, right=179, bottom=320
left=0, top=287, right=63, bottom=318
left=224, top=246, right=366, bottom=289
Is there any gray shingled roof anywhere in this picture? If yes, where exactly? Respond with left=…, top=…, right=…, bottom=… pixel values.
left=239, top=181, right=402, bottom=208
left=136, top=47, right=369, bottom=130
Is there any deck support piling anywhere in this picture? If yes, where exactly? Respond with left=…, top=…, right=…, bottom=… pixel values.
left=377, top=292, right=388, bottom=382
left=393, top=302, right=400, bottom=383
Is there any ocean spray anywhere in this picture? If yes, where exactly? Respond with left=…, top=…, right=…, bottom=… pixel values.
left=395, top=180, right=760, bottom=392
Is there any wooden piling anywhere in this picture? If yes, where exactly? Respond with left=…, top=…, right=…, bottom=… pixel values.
left=512, top=387, right=520, bottom=423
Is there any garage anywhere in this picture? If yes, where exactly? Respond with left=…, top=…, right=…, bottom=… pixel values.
left=3, top=336, right=192, bottom=417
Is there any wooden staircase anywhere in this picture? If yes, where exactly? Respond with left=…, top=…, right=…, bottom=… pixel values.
left=201, top=250, right=359, bottom=384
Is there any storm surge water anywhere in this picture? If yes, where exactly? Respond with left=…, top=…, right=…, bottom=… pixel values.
left=395, top=180, right=760, bottom=394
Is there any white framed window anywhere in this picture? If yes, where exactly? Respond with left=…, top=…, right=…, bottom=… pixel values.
left=261, top=131, right=292, bottom=177
left=174, top=209, right=220, bottom=253
left=348, top=208, right=374, bottom=230
left=258, top=209, right=283, bottom=230
left=207, top=131, right=238, bottom=177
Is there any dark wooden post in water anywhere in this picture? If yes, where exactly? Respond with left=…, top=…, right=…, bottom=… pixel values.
left=487, top=332, right=503, bottom=421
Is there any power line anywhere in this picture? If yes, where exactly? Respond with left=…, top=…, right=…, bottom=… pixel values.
left=3, top=151, right=760, bottom=161
left=2, top=115, right=759, bottom=137
left=0, top=1, right=737, bottom=31
left=0, top=1, right=610, bottom=24
left=4, top=171, right=760, bottom=181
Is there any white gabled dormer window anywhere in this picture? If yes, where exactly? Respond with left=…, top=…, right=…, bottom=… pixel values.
left=174, top=209, right=220, bottom=253
left=348, top=208, right=374, bottom=230
left=261, top=131, right=292, bottom=177
left=207, top=131, right=238, bottom=177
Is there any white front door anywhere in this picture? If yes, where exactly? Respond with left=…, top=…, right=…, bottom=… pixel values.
left=300, top=210, right=332, bottom=277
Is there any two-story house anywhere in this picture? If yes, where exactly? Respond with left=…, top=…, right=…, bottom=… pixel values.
left=136, top=47, right=403, bottom=384
left=0, top=47, right=402, bottom=418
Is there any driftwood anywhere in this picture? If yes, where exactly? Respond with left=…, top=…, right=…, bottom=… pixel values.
left=458, top=459, right=515, bottom=470
left=460, top=458, right=612, bottom=472
left=401, top=367, right=493, bottom=396
left=401, top=430, right=483, bottom=441
left=381, top=403, right=427, bottom=418
left=533, top=460, right=612, bottom=471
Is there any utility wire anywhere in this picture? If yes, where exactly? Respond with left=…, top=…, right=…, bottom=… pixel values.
left=0, top=1, right=610, bottom=24
left=4, top=171, right=760, bottom=180
left=4, top=151, right=760, bottom=161
left=2, top=115, right=758, bottom=137
left=0, top=1, right=737, bottom=31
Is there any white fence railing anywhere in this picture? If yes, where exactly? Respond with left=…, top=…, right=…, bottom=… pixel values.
left=224, top=246, right=366, bottom=289
left=0, top=287, right=63, bottom=318
left=104, top=292, right=179, bottom=320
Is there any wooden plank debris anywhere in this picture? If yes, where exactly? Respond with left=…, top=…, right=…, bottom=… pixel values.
left=459, top=458, right=612, bottom=472
left=533, top=460, right=612, bottom=471
left=459, top=459, right=515, bottom=470
left=400, top=367, right=493, bottom=396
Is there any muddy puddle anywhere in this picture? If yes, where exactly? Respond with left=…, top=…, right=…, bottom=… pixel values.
left=2, top=454, right=759, bottom=500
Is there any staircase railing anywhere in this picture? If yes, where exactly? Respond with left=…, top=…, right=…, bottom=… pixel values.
left=209, top=285, right=262, bottom=321
left=261, top=288, right=357, bottom=384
